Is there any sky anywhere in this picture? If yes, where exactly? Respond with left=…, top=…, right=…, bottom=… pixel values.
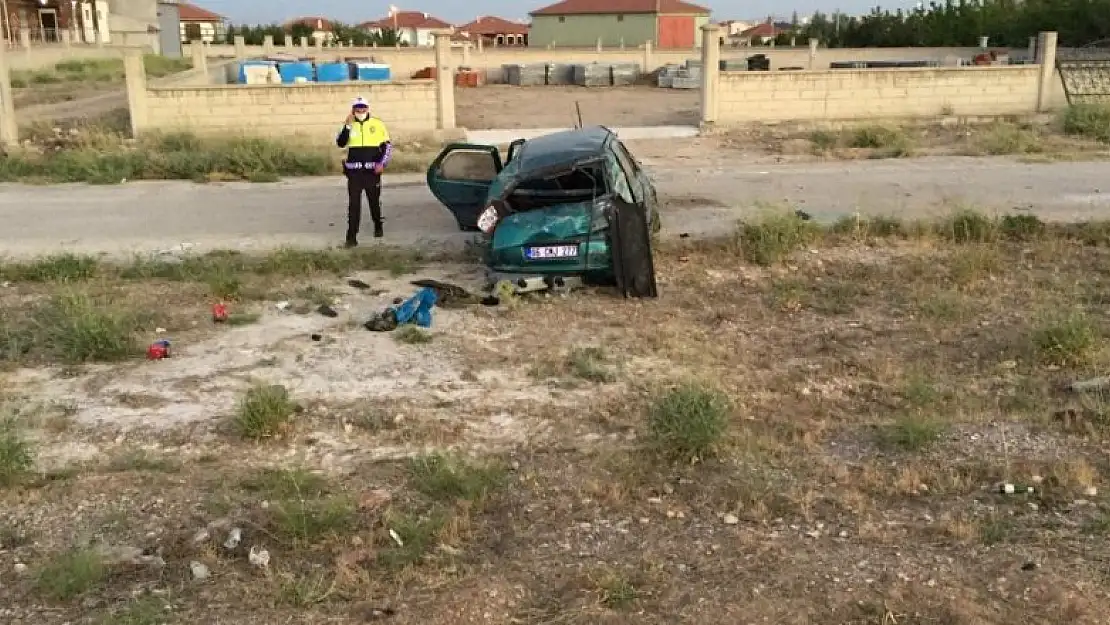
left=195, top=0, right=925, bottom=26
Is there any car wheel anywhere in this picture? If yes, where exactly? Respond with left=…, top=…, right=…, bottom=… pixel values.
left=649, top=211, right=662, bottom=239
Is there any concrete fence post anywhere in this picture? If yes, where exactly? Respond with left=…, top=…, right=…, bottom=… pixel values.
left=1035, top=31, right=1058, bottom=112
left=0, top=40, right=17, bottom=148
left=620, top=37, right=625, bottom=49
left=191, top=39, right=207, bottom=75
left=461, top=42, right=471, bottom=67
left=299, top=36, right=308, bottom=48
left=808, top=38, right=819, bottom=69
left=263, top=34, right=274, bottom=53
left=699, top=24, right=721, bottom=125
left=477, top=37, right=483, bottom=53
left=432, top=30, right=455, bottom=130
left=61, top=30, right=71, bottom=46
left=596, top=37, right=602, bottom=52
left=123, top=49, right=148, bottom=138
left=1028, top=36, right=1037, bottom=60
left=233, top=35, right=246, bottom=59
left=19, top=28, right=30, bottom=49
left=642, top=40, right=653, bottom=72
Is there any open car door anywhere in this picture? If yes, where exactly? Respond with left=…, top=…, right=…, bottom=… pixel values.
left=608, top=197, right=659, bottom=298
left=426, top=144, right=502, bottom=231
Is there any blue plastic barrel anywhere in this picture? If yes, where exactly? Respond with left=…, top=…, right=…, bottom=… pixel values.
left=352, top=62, right=391, bottom=81
left=316, top=62, right=349, bottom=82
left=237, top=60, right=276, bottom=84
left=278, top=61, right=315, bottom=83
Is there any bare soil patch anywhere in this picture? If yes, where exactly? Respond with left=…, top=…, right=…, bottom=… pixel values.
left=455, top=84, right=701, bottom=129
left=4, top=215, right=1110, bottom=623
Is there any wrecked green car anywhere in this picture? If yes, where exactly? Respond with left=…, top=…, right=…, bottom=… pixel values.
left=426, top=126, right=660, bottom=297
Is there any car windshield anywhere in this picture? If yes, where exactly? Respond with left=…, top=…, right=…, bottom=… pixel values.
left=485, top=156, right=521, bottom=203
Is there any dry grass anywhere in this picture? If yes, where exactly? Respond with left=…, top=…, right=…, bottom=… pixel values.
left=1, top=126, right=442, bottom=184
left=5, top=211, right=1110, bottom=623
left=728, top=111, right=1110, bottom=161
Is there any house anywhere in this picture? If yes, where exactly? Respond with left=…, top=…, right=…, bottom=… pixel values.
left=737, top=20, right=778, bottom=45
left=0, top=0, right=110, bottom=44
left=528, top=0, right=711, bottom=49
left=177, top=2, right=224, bottom=42
left=456, top=15, right=528, bottom=46
left=718, top=19, right=753, bottom=37
left=285, top=16, right=334, bottom=43
left=360, top=9, right=451, bottom=47
left=1, top=0, right=164, bottom=48
left=1, top=0, right=75, bottom=43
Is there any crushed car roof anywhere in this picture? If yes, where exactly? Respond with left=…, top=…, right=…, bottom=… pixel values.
left=512, top=125, right=613, bottom=174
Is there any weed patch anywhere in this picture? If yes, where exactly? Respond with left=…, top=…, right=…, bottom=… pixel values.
left=1031, top=311, right=1101, bottom=367
left=407, top=453, right=507, bottom=502
left=1062, top=104, right=1110, bottom=143
left=647, top=382, right=730, bottom=462
left=232, top=384, right=298, bottom=440
left=0, top=417, right=34, bottom=486
left=734, top=211, right=820, bottom=266
left=34, top=547, right=106, bottom=601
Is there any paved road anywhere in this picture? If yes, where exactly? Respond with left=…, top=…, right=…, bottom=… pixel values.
left=1, top=156, right=1108, bottom=259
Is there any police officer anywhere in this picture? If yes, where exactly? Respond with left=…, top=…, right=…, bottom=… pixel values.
left=336, top=97, right=393, bottom=246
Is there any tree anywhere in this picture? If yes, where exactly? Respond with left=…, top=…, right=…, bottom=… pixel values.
left=797, top=0, right=1110, bottom=48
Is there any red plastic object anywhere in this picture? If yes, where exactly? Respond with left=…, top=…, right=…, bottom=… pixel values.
left=147, top=339, right=171, bottom=360
left=212, top=303, right=229, bottom=322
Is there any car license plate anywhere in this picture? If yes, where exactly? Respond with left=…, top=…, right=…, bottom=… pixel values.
left=526, top=245, right=578, bottom=259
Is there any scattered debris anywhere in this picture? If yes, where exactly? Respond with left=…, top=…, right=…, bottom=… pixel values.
left=311, top=333, right=323, bottom=341
left=722, top=513, right=739, bottom=525
left=249, top=546, right=270, bottom=568
left=388, top=528, right=404, bottom=547
left=275, top=301, right=291, bottom=311
left=316, top=304, right=339, bottom=318
left=146, top=339, right=171, bottom=360
left=410, top=278, right=480, bottom=308
left=347, top=278, right=371, bottom=290
left=212, top=303, right=229, bottom=322
left=365, top=287, right=437, bottom=332
left=224, top=527, right=242, bottom=550
left=190, top=561, right=210, bottom=580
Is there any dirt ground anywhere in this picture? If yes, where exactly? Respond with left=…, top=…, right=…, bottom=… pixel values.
left=4, top=216, right=1110, bottom=624
left=455, top=84, right=701, bottom=129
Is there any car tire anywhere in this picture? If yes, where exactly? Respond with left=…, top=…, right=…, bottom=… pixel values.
left=649, top=211, right=662, bottom=239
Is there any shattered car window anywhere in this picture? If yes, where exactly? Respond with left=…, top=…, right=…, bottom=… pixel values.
left=606, top=153, right=635, bottom=204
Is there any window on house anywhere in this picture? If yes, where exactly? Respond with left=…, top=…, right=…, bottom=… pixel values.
left=558, top=16, right=565, bottom=22
left=617, top=15, right=624, bottom=21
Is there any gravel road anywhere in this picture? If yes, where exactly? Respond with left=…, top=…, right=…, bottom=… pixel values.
left=1, top=156, right=1107, bottom=259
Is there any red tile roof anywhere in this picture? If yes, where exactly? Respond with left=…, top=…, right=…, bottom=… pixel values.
left=740, top=22, right=777, bottom=38
left=177, top=2, right=224, bottom=22
left=360, top=11, right=452, bottom=30
left=457, top=16, right=529, bottom=36
left=284, top=17, right=335, bottom=31
left=530, top=0, right=709, bottom=16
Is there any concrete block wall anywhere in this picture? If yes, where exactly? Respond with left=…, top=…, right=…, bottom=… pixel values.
left=139, top=81, right=438, bottom=142
left=183, top=42, right=1003, bottom=79
left=119, top=32, right=467, bottom=142
left=699, top=25, right=1062, bottom=125
left=715, top=66, right=1042, bottom=123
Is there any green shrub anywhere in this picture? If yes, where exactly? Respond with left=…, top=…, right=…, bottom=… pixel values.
left=1062, top=104, right=1110, bottom=142
left=647, top=382, right=730, bottom=461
